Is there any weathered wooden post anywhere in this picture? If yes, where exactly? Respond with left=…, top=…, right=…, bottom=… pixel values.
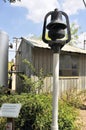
left=6, top=118, right=14, bottom=130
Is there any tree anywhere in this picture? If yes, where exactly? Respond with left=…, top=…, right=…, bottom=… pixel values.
left=83, top=0, right=86, bottom=7
left=69, top=22, right=79, bottom=45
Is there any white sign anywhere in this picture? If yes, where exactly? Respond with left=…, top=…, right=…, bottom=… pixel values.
left=0, top=103, right=21, bottom=118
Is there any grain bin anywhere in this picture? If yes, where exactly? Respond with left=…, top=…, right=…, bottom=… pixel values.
left=0, top=30, right=9, bottom=87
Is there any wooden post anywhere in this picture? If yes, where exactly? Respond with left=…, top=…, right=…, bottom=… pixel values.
left=6, top=118, right=15, bottom=130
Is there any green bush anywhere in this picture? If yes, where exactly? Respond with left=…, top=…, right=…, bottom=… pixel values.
left=18, top=59, right=45, bottom=94
left=0, top=94, right=52, bottom=130
left=0, top=93, right=78, bottom=130
left=59, top=100, right=78, bottom=130
left=0, top=117, right=6, bottom=130
left=61, top=88, right=83, bottom=108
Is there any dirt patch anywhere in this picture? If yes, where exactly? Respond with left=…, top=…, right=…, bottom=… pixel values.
left=79, top=109, right=86, bottom=130
left=78, top=102, right=86, bottom=130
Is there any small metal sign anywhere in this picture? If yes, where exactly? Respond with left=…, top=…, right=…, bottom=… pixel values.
left=0, top=103, right=21, bottom=118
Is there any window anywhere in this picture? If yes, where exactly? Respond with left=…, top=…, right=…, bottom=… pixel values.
left=59, top=54, right=79, bottom=76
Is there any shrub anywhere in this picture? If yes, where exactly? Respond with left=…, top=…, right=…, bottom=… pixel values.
left=61, top=88, right=83, bottom=108
left=18, top=59, right=45, bottom=94
left=59, top=100, right=78, bottom=130
left=0, top=93, right=78, bottom=130
left=0, top=117, right=6, bottom=130
left=0, top=94, right=52, bottom=130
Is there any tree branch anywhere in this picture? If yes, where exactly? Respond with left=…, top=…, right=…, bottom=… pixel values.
left=83, top=0, right=86, bottom=7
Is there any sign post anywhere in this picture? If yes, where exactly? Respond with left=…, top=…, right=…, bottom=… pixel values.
left=6, top=118, right=13, bottom=130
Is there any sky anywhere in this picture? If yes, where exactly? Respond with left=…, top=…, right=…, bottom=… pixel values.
left=0, top=0, right=86, bottom=61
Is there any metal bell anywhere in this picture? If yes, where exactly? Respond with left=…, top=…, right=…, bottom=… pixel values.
left=47, top=9, right=67, bottom=30
left=47, top=9, right=67, bottom=39
left=48, top=29, right=65, bottom=40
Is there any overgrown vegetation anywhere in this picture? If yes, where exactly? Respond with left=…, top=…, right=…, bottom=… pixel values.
left=59, top=100, right=78, bottom=130
left=61, top=88, right=83, bottom=109
left=0, top=60, right=85, bottom=130
left=0, top=91, right=82, bottom=130
left=69, top=22, right=79, bottom=45
left=18, top=59, right=45, bottom=94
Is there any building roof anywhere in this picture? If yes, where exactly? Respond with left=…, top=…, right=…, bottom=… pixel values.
left=22, top=37, right=86, bottom=54
left=62, top=44, right=86, bottom=54
left=22, top=37, right=49, bottom=48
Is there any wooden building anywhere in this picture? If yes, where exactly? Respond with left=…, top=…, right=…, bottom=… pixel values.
left=15, top=37, right=86, bottom=94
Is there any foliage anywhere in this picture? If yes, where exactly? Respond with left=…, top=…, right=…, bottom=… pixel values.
left=0, top=117, right=6, bottom=130
left=18, top=59, right=45, bottom=94
left=61, top=88, right=83, bottom=108
left=0, top=86, right=10, bottom=95
left=83, top=0, right=86, bottom=8
left=59, top=100, right=78, bottom=130
left=8, top=61, right=14, bottom=71
left=69, top=22, right=79, bottom=45
left=0, top=94, right=52, bottom=130
left=0, top=93, right=79, bottom=130
left=8, top=61, right=14, bottom=78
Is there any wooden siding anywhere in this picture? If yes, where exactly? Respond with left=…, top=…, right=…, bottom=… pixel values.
left=79, top=54, right=86, bottom=90
left=32, top=47, right=53, bottom=75
left=15, top=40, right=33, bottom=92
left=36, top=76, right=79, bottom=95
left=15, top=41, right=86, bottom=94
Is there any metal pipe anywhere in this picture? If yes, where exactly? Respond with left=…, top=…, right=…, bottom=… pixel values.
left=0, top=30, right=9, bottom=87
left=51, top=53, right=59, bottom=130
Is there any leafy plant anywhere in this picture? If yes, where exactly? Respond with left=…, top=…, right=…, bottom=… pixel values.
left=59, top=99, right=79, bottom=130
left=0, top=93, right=79, bottom=130
left=0, top=117, right=6, bottom=130
left=69, top=22, right=79, bottom=45
left=18, top=59, right=45, bottom=94
left=0, top=86, right=10, bottom=95
left=61, top=87, right=83, bottom=108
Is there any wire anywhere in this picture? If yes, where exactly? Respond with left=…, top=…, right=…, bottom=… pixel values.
left=83, top=0, right=86, bottom=7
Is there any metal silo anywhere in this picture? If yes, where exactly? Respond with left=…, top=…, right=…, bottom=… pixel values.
left=0, top=30, right=9, bottom=87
